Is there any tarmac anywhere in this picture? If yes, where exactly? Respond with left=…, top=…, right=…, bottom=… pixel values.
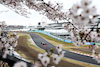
left=28, top=33, right=100, bottom=66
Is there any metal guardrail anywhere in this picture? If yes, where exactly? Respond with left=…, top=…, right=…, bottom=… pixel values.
left=0, top=51, right=54, bottom=67
left=0, top=53, right=34, bottom=67
left=14, top=54, right=31, bottom=63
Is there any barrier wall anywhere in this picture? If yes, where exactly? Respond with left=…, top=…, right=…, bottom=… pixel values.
left=28, top=30, right=100, bottom=45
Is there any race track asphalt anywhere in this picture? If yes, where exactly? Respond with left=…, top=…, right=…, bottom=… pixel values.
left=28, top=33, right=100, bottom=66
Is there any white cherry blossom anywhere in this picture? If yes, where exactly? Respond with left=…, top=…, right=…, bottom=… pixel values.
left=82, top=8, right=96, bottom=17
left=0, top=42, right=3, bottom=50
left=92, top=50, right=95, bottom=57
left=38, top=53, right=44, bottom=61
left=81, top=0, right=92, bottom=8
left=13, top=61, right=27, bottom=67
left=1, top=37, right=6, bottom=42
left=90, top=32, right=98, bottom=39
left=71, top=4, right=80, bottom=15
left=56, top=45, right=62, bottom=53
left=13, top=41, right=18, bottom=47
left=51, top=66, right=55, bottom=67
left=2, top=50, right=9, bottom=58
left=93, top=53, right=100, bottom=63
left=5, top=43, right=10, bottom=49
left=58, top=51, right=66, bottom=59
left=41, top=56, right=50, bottom=67
left=53, top=54, right=60, bottom=64
left=43, top=52, right=49, bottom=57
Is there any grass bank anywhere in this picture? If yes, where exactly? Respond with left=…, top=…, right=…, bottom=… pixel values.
left=18, top=33, right=99, bottom=67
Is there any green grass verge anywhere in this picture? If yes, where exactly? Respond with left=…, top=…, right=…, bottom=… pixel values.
left=37, top=33, right=74, bottom=46
left=31, top=32, right=93, bottom=54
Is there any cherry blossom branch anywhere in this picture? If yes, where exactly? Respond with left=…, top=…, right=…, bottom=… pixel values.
left=68, top=22, right=78, bottom=29
left=0, top=0, right=67, bottom=20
